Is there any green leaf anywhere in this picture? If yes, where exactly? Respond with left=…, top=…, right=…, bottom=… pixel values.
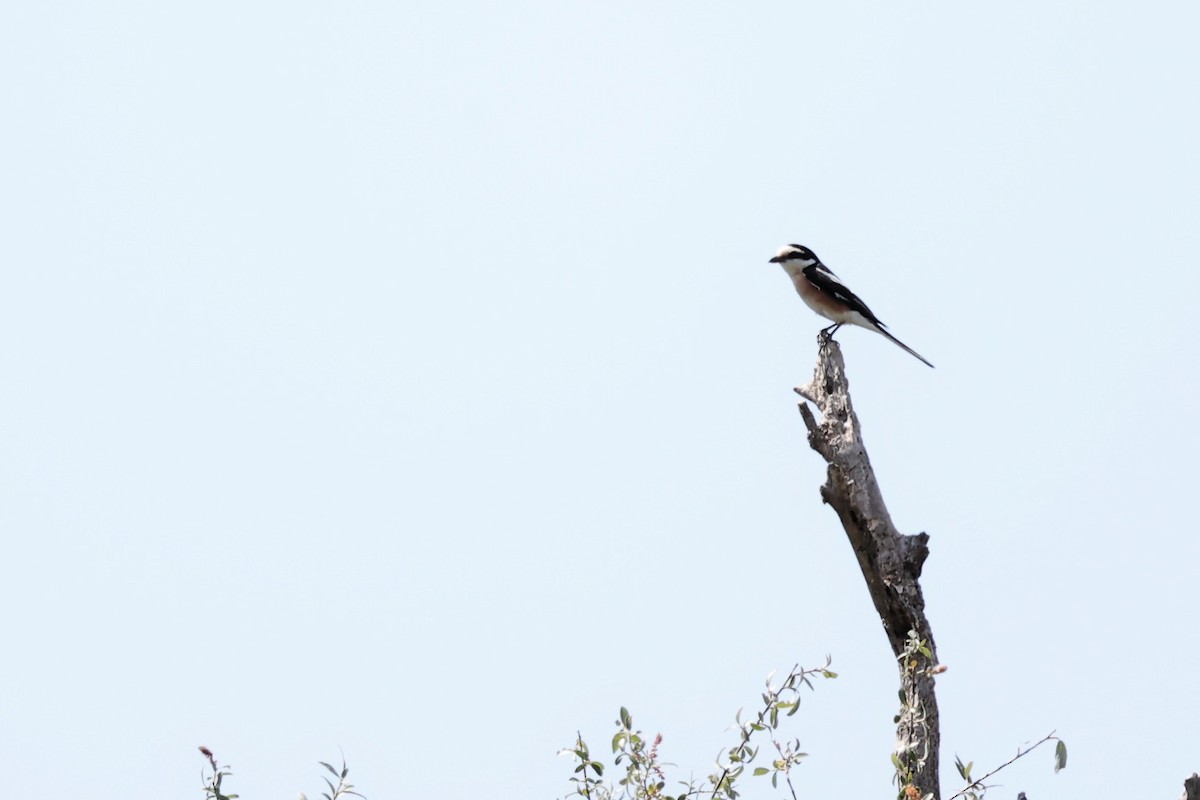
left=619, top=707, right=632, bottom=730
left=822, top=669, right=838, bottom=679
left=753, top=768, right=769, bottom=776
left=319, top=762, right=338, bottom=777
left=1054, top=740, right=1068, bottom=773
left=771, top=773, right=778, bottom=788
left=591, top=762, right=604, bottom=776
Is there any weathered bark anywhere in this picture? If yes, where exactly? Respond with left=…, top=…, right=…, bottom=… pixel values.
left=1182, top=773, right=1200, bottom=800
left=794, top=337, right=941, bottom=799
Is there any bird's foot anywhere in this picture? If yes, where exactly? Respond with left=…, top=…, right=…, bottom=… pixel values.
left=818, top=324, right=842, bottom=344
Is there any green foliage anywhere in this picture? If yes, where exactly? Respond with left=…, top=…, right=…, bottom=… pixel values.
left=561, top=643, right=1066, bottom=800
left=197, top=747, right=366, bottom=800
left=310, top=757, right=367, bottom=800
left=199, top=746, right=238, bottom=800
left=892, top=630, right=938, bottom=799
left=560, top=658, right=836, bottom=800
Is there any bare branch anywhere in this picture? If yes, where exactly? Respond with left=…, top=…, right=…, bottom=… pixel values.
left=794, top=338, right=941, bottom=799
left=945, top=733, right=1057, bottom=800
left=1182, top=773, right=1200, bottom=800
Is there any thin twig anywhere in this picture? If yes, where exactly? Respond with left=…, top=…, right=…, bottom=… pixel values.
left=945, top=732, right=1057, bottom=800
left=709, top=663, right=823, bottom=800
left=708, top=669, right=794, bottom=799
left=771, top=740, right=800, bottom=800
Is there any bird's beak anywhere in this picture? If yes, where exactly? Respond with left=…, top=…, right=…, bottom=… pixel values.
left=768, top=255, right=783, bottom=263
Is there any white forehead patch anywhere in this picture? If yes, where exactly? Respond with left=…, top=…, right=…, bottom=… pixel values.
left=774, top=245, right=817, bottom=267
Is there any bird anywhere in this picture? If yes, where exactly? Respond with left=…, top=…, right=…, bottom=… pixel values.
left=769, top=243, right=934, bottom=368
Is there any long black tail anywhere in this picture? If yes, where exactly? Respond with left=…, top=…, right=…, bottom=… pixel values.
left=873, top=325, right=935, bottom=368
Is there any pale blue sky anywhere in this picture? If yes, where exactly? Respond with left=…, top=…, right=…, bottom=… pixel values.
left=2, top=2, right=1198, bottom=799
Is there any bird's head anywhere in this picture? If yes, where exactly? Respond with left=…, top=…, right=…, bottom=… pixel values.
left=768, top=243, right=820, bottom=266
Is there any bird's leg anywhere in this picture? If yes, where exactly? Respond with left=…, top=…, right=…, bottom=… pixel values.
left=818, top=323, right=842, bottom=343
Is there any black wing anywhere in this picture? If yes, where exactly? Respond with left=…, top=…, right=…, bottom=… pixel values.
left=802, top=264, right=884, bottom=327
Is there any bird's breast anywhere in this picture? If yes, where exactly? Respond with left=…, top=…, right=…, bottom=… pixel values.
left=792, top=272, right=852, bottom=323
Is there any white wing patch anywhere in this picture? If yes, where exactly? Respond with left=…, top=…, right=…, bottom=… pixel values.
left=812, top=264, right=845, bottom=286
